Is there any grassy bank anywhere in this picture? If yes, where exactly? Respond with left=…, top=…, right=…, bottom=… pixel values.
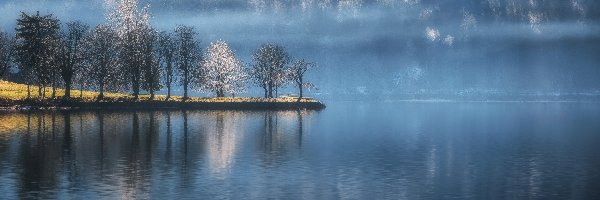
left=0, top=80, right=325, bottom=110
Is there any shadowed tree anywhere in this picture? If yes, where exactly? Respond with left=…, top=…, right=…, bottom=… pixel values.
left=0, top=32, right=14, bottom=79
left=59, top=21, right=88, bottom=100
left=73, top=57, right=91, bottom=99
left=108, top=0, right=152, bottom=100
left=200, top=40, right=246, bottom=97
left=15, top=11, right=61, bottom=99
left=289, top=59, right=316, bottom=101
left=41, top=15, right=61, bottom=99
left=175, top=25, right=201, bottom=101
left=273, top=68, right=288, bottom=97
left=158, top=31, right=177, bottom=100
left=83, top=24, right=119, bottom=100
left=250, top=43, right=289, bottom=98
left=49, top=47, right=62, bottom=99
left=141, top=27, right=161, bottom=100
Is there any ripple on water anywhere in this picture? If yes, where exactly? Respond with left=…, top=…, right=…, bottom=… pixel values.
left=0, top=104, right=599, bottom=199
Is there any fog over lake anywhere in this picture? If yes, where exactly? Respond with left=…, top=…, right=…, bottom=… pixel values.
left=1, top=0, right=599, bottom=100
left=1, top=1, right=600, bottom=199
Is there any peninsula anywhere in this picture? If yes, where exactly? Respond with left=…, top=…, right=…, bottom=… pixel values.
left=0, top=81, right=325, bottom=111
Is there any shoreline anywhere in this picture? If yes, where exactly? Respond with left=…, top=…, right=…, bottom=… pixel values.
left=0, top=99, right=326, bottom=111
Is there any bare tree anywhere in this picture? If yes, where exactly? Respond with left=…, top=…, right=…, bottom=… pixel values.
left=0, top=32, right=14, bottom=79
left=49, top=43, right=62, bottom=99
left=272, top=66, right=288, bottom=97
left=42, top=17, right=62, bottom=99
left=108, top=0, right=152, bottom=100
left=289, top=59, right=316, bottom=101
left=83, top=24, right=119, bottom=100
left=157, top=31, right=176, bottom=100
left=200, top=40, right=246, bottom=97
left=141, top=27, right=161, bottom=100
left=59, top=21, right=89, bottom=100
left=250, top=43, right=289, bottom=98
left=175, top=25, right=201, bottom=101
left=249, top=55, right=269, bottom=98
left=74, top=55, right=92, bottom=99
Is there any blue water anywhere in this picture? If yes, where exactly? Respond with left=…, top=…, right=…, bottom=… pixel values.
left=1, top=101, right=599, bottom=199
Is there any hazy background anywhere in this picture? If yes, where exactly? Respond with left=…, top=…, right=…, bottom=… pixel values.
left=1, top=0, right=599, bottom=100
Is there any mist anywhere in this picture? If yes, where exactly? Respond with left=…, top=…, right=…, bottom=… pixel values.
left=1, top=0, right=599, bottom=100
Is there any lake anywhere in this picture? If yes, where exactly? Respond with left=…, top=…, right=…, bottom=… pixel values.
left=1, top=101, right=599, bottom=199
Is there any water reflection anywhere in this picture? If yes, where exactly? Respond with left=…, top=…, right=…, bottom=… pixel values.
left=206, top=111, right=240, bottom=176
left=0, top=103, right=599, bottom=199
left=0, top=109, right=311, bottom=199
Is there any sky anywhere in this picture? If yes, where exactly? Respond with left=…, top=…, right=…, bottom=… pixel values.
left=1, top=0, right=599, bottom=100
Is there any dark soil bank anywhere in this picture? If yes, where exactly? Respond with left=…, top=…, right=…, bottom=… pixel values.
left=0, top=100, right=326, bottom=111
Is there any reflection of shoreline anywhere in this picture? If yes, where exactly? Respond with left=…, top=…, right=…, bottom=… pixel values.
left=0, top=110, right=317, bottom=198
left=258, top=110, right=312, bottom=163
left=0, top=100, right=326, bottom=111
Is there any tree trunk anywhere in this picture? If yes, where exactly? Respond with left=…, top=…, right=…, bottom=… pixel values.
left=298, top=84, right=303, bottom=102
left=264, top=87, right=268, bottom=98
left=150, top=91, right=155, bottom=100
left=132, top=82, right=140, bottom=100
left=166, top=85, right=171, bottom=101
left=38, top=85, right=43, bottom=99
left=216, top=89, right=225, bottom=97
left=183, top=87, right=188, bottom=101
left=166, top=62, right=173, bottom=101
left=52, top=78, right=58, bottom=99
left=51, top=85, right=56, bottom=99
left=268, top=84, right=273, bottom=98
left=297, top=78, right=303, bottom=102
left=64, top=80, right=72, bottom=100
left=97, top=93, right=104, bottom=101
left=183, top=78, right=189, bottom=101
left=97, top=82, right=104, bottom=101
left=27, top=85, right=31, bottom=99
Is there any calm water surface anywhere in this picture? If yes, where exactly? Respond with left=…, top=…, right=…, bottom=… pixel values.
left=1, top=101, right=599, bottom=199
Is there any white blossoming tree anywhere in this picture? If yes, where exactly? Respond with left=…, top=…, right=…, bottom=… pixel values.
left=200, top=40, right=246, bottom=97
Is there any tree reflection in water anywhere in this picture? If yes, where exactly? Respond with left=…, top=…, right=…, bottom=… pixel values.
left=0, top=109, right=316, bottom=199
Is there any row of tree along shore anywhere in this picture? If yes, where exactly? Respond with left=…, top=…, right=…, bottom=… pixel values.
left=0, top=0, right=318, bottom=104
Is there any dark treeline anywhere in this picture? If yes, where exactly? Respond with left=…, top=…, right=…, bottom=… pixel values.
left=0, top=0, right=317, bottom=102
